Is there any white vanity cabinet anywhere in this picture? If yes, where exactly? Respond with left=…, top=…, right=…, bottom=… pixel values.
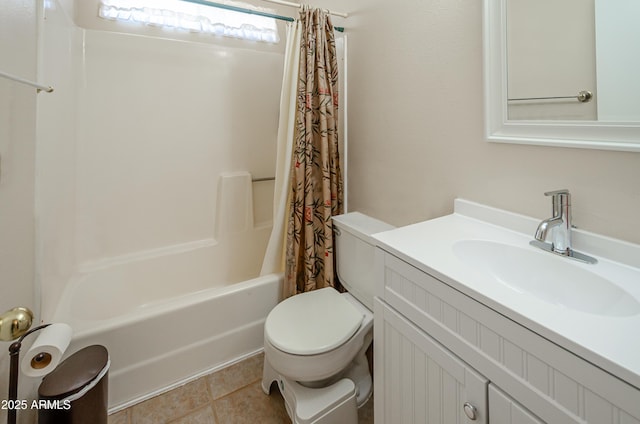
left=489, top=384, right=543, bottom=424
left=373, top=248, right=640, bottom=424
left=374, top=298, right=488, bottom=423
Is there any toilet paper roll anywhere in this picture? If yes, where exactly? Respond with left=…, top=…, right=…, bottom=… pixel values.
left=21, top=323, right=72, bottom=378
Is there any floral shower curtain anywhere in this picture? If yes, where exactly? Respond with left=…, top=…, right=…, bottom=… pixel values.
left=283, top=7, right=344, bottom=298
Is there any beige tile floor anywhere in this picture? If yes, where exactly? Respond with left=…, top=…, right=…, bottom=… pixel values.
left=108, top=352, right=374, bottom=424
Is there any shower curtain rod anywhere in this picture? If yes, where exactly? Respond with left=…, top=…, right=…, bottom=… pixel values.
left=0, top=70, right=54, bottom=93
left=180, top=0, right=345, bottom=31
left=260, top=0, right=347, bottom=18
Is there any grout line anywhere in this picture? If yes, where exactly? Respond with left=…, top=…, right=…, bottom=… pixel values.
left=204, top=372, right=214, bottom=401
left=211, top=399, right=221, bottom=424
left=203, top=370, right=222, bottom=424
left=165, top=403, right=215, bottom=424
left=170, top=378, right=212, bottom=424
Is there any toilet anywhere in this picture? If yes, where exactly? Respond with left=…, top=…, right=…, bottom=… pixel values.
left=262, top=212, right=394, bottom=424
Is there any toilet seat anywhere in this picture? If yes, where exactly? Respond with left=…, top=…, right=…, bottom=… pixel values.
left=265, top=288, right=364, bottom=355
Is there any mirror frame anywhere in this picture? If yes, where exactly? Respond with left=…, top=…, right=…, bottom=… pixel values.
left=483, top=0, right=640, bottom=152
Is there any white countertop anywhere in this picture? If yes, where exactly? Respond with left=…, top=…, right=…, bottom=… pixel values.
left=373, top=199, right=640, bottom=390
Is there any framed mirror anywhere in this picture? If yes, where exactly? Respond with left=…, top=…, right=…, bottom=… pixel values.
left=483, top=0, right=640, bottom=152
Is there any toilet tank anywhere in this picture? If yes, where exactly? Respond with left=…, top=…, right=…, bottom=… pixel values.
left=332, top=212, right=394, bottom=310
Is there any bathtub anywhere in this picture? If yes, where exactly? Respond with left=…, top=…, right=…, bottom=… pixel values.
left=52, top=237, right=281, bottom=410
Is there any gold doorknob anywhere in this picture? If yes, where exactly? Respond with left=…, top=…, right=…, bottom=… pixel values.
left=0, top=307, right=34, bottom=341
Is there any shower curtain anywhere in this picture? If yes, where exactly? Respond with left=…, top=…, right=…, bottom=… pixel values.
left=260, top=21, right=302, bottom=277
left=283, top=7, right=343, bottom=298
left=261, top=7, right=343, bottom=298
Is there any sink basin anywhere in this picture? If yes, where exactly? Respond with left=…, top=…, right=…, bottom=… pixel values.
left=452, top=240, right=640, bottom=317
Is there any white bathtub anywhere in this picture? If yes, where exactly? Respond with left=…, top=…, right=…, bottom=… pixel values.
left=51, top=237, right=281, bottom=411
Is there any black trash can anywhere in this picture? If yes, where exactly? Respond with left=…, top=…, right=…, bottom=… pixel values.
left=37, top=345, right=109, bottom=424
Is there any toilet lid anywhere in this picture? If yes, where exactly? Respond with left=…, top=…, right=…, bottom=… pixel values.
left=265, top=287, right=364, bottom=356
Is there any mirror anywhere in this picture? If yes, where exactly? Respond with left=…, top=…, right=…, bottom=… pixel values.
left=483, top=0, right=640, bottom=151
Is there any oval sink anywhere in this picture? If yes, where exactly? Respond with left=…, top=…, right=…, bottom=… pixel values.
left=452, top=240, right=640, bottom=317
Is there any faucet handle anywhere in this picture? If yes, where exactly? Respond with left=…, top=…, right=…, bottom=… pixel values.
left=544, top=189, right=570, bottom=197
left=543, top=189, right=570, bottom=216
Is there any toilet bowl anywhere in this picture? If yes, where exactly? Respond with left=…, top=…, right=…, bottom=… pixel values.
left=262, top=212, right=394, bottom=424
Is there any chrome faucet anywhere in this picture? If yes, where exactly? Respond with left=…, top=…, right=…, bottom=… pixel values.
left=535, top=189, right=572, bottom=253
left=530, top=189, right=597, bottom=264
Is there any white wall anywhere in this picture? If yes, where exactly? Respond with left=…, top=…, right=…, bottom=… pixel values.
left=0, top=2, right=38, bottom=421
left=36, top=0, right=80, bottom=336
left=0, top=3, right=37, bottom=311
left=74, top=30, right=282, bottom=264
left=316, top=0, right=640, bottom=245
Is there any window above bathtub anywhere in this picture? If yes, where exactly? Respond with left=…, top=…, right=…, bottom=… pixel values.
left=98, top=0, right=280, bottom=43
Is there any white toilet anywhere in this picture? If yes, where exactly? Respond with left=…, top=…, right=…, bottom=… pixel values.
left=262, top=212, right=394, bottom=424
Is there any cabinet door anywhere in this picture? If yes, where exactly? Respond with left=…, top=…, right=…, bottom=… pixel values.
left=489, top=384, right=545, bottom=424
left=374, top=299, right=488, bottom=423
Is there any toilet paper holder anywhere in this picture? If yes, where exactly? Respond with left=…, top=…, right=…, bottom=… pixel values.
left=1, top=306, right=51, bottom=424
left=7, top=324, right=53, bottom=424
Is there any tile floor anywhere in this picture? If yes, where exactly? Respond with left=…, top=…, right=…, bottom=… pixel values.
left=107, top=352, right=374, bottom=424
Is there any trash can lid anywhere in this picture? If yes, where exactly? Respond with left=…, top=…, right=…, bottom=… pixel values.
left=38, top=345, right=109, bottom=400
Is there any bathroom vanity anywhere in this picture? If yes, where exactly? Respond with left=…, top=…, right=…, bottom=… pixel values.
left=372, top=200, right=640, bottom=423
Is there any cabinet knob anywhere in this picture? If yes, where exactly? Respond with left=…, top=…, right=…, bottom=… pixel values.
left=463, top=402, right=478, bottom=420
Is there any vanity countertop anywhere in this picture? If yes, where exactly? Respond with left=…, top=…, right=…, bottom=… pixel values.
left=372, top=199, right=640, bottom=390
